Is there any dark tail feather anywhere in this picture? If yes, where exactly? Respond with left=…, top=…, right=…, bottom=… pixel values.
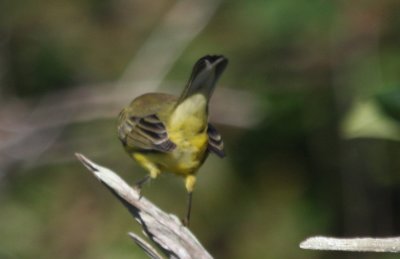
left=178, top=55, right=228, bottom=103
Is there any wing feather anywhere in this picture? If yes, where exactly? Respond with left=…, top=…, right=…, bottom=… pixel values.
left=207, top=123, right=225, bottom=158
left=118, top=114, right=176, bottom=152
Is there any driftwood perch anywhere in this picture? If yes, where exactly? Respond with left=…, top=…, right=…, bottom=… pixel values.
left=75, top=153, right=212, bottom=259
left=76, top=153, right=400, bottom=256
left=300, top=236, right=400, bottom=253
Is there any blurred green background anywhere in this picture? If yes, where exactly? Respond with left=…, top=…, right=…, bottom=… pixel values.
left=2, top=0, right=400, bottom=258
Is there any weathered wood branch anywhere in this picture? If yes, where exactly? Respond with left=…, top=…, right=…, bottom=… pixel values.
left=75, top=153, right=212, bottom=259
left=128, top=232, right=164, bottom=259
left=300, top=236, right=400, bottom=253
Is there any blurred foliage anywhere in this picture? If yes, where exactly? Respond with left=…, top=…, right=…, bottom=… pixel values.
left=342, top=99, right=400, bottom=141
left=376, top=88, right=400, bottom=122
left=2, top=0, right=400, bottom=258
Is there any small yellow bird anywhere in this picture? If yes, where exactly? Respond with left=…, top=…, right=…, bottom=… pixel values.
left=117, top=55, right=228, bottom=225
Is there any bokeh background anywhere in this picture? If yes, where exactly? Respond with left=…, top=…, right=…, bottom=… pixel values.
left=2, top=0, right=400, bottom=258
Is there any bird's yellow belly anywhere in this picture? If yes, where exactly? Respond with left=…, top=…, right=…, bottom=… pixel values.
left=159, top=132, right=208, bottom=175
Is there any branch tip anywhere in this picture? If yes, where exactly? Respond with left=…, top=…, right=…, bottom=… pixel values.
left=75, top=153, right=98, bottom=172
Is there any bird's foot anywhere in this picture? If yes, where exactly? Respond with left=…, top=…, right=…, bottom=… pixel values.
left=133, top=175, right=150, bottom=199
left=133, top=185, right=143, bottom=199
left=181, top=217, right=190, bottom=227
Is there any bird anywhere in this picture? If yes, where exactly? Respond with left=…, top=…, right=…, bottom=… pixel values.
left=117, top=55, right=228, bottom=225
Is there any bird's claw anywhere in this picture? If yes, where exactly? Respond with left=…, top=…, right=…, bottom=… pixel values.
left=133, top=184, right=143, bottom=199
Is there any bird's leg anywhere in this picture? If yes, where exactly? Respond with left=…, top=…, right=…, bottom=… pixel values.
left=132, top=153, right=161, bottom=198
left=134, top=175, right=150, bottom=197
left=183, top=175, right=197, bottom=226
left=183, top=192, right=193, bottom=227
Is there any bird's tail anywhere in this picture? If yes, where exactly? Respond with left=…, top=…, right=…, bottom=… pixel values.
left=178, top=55, right=228, bottom=104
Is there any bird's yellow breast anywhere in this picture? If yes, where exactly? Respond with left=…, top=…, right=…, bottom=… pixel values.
left=163, top=131, right=208, bottom=174
left=156, top=94, right=209, bottom=175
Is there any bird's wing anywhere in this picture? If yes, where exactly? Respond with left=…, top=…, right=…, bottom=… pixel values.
left=207, top=123, right=225, bottom=158
left=119, top=114, right=176, bottom=152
